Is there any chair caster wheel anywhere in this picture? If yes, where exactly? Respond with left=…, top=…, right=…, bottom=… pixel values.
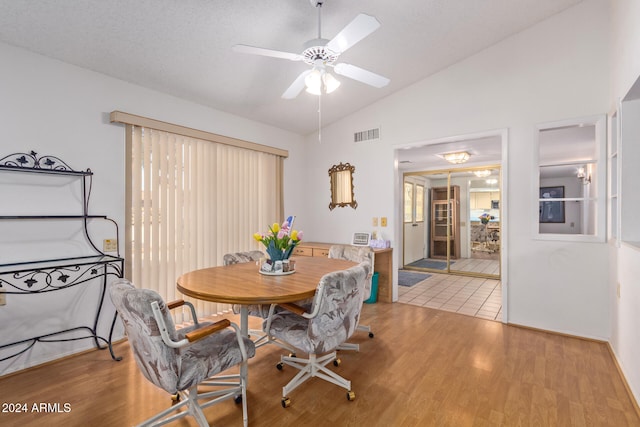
left=171, top=393, right=180, bottom=402
left=333, top=358, right=341, bottom=367
left=234, top=395, right=242, bottom=404
left=369, top=332, right=374, bottom=338
left=276, top=362, right=284, bottom=370
left=281, top=397, right=291, bottom=408
left=347, top=390, right=356, bottom=401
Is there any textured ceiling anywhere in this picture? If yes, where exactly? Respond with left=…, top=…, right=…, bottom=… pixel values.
left=0, top=0, right=583, bottom=135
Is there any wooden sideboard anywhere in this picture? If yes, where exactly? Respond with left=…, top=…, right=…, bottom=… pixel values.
left=292, top=242, right=393, bottom=303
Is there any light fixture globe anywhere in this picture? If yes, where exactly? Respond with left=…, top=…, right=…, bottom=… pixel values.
left=443, top=151, right=470, bottom=164
left=305, top=68, right=323, bottom=94
left=322, top=72, right=341, bottom=93
left=474, top=170, right=491, bottom=178
left=304, top=63, right=341, bottom=95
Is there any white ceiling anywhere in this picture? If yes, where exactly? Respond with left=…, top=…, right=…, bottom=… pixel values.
left=0, top=0, right=583, bottom=136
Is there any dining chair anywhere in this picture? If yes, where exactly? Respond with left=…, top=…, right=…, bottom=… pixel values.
left=223, top=251, right=296, bottom=353
left=263, top=261, right=370, bottom=407
left=109, top=279, right=255, bottom=427
left=328, top=244, right=375, bottom=351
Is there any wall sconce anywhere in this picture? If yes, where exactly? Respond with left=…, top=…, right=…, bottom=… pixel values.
left=577, top=167, right=591, bottom=184
left=443, top=151, right=470, bottom=164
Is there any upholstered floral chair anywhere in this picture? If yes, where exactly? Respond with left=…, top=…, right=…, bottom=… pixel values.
left=263, top=261, right=370, bottom=407
left=109, top=279, right=255, bottom=427
left=328, top=244, right=375, bottom=350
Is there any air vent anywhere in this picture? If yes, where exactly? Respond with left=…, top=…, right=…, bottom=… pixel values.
left=354, top=127, right=380, bottom=143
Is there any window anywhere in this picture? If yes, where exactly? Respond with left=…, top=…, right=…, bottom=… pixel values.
left=112, top=112, right=287, bottom=320
left=415, top=184, right=424, bottom=222
left=404, top=181, right=424, bottom=223
left=404, top=182, right=413, bottom=223
left=535, top=115, right=606, bottom=242
left=609, top=110, right=619, bottom=242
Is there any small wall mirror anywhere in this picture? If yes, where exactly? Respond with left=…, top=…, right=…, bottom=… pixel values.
left=329, top=162, right=357, bottom=210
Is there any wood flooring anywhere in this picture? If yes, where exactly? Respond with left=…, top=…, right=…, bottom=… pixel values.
left=0, top=302, right=638, bottom=427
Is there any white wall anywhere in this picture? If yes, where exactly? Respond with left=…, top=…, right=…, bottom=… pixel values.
left=0, top=42, right=306, bottom=375
left=302, top=0, right=611, bottom=338
left=610, top=0, right=640, bottom=403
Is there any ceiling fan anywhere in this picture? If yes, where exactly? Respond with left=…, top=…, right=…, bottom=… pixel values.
left=232, top=0, right=390, bottom=99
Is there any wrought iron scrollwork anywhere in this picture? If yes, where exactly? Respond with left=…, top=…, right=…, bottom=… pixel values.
left=0, top=261, right=123, bottom=294
left=0, top=150, right=89, bottom=174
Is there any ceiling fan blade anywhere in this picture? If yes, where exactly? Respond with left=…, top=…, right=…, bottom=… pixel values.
left=232, top=44, right=303, bottom=61
left=282, top=70, right=312, bottom=99
left=326, top=14, right=381, bottom=54
left=333, top=63, right=390, bottom=88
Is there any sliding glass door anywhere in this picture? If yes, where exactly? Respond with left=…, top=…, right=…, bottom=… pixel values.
left=404, top=166, right=501, bottom=279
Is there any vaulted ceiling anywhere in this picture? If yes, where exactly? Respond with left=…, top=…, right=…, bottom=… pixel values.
left=0, top=0, right=583, bottom=135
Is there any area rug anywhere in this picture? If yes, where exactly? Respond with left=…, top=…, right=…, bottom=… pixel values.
left=406, top=259, right=453, bottom=270
left=398, top=270, right=432, bottom=287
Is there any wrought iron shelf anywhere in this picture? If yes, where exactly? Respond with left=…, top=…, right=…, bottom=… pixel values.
left=0, top=215, right=109, bottom=220
left=0, top=255, right=124, bottom=287
left=0, top=151, right=92, bottom=176
left=0, top=164, right=92, bottom=176
left=0, top=151, right=123, bottom=365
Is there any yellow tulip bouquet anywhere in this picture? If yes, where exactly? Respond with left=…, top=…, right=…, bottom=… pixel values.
left=253, top=220, right=303, bottom=262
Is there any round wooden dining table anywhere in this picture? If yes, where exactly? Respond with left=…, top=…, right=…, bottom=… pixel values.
left=177, top=255, right=357, bottom=334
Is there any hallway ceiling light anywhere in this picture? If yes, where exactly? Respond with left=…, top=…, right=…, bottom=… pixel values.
left=474, top=170, right=491, bottom=178
left=443, top=151, right=470, bottom=164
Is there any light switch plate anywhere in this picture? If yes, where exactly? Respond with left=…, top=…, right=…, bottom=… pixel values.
left=103, top=239, right=118, bottom=252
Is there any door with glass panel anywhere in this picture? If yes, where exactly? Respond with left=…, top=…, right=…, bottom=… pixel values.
left=403, top=178, right=425, bottom=265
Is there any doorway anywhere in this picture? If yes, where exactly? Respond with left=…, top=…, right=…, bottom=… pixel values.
left=395, top=130, right=506, bottom=322
left=403, top=166, right=501, bottom=279
left=397, top=130, right=504, bottom=280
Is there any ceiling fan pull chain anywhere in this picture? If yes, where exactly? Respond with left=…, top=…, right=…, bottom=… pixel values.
left=318, top=93, right=322, bottom=143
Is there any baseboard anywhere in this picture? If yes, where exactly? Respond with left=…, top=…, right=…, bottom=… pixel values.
left=606, top=342, right=640, bottom=420
left=508, top=322, right=607, bottom=343
left=0, top=338, right=127, bottom=380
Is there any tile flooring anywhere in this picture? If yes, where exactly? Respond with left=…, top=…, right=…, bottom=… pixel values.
left=445, top=257, right=500, bottom=276
left=397, top=272, right=502, bottom=321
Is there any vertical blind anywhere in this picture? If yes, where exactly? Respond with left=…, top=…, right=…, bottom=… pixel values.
left=125, top=124, right=284, bottom=322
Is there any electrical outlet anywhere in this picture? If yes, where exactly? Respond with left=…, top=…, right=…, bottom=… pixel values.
left=372, top=217, right=378, bottom=227
left=103, top=239, right=118, bottom=252
left=0, top=291, right=6, bottom=306
left=380, top=217, right=387, bottom=227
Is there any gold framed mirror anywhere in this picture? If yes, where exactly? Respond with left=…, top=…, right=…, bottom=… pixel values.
left=329, top=162, right=357, bottom=210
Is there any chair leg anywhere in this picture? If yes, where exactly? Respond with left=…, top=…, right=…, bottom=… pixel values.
left=279, top=352, right=351, bottom=398
left=135, top=375, right=247, bottom=427
left=186, top=386, right=209, bottom=427
left=198, top=373, right=248, bottom=427
left=337, top=324, right=374, bottom=351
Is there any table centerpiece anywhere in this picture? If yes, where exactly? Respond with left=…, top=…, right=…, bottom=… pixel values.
left=253, top=220, right=303, bottom=275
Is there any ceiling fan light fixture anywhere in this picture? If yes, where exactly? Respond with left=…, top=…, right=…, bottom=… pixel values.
left=323, top=72, right=341, bottom=93
left=443, top=151, right=470, bottom=164
left=304, top=68, right=323, bottom=94
left=304, top=67, right=340, bottom=95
